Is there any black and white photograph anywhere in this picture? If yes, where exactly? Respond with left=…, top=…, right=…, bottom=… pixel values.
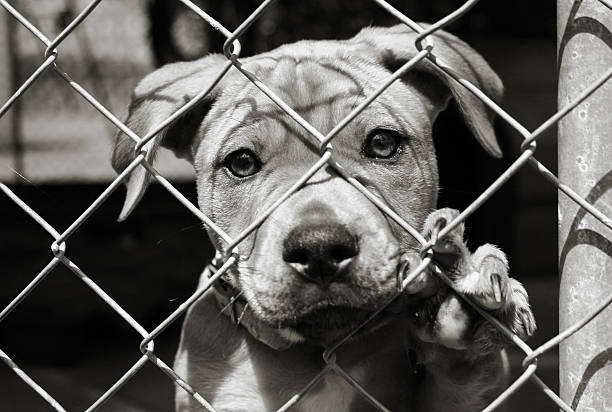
left=1, top=0, right=611, bottom=411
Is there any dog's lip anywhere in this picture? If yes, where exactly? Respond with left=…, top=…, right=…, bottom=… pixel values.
left=275, top=303, right=374, bottom=329
left=276, top=304, right=394, bottom=345
left=256, top=282, right=401, bottom=327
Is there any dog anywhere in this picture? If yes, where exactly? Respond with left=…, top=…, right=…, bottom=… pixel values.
left=112, top=24, right=536, bottom=411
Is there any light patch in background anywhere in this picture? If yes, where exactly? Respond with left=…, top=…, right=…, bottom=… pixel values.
left=0, top=0, right=193, bottom=183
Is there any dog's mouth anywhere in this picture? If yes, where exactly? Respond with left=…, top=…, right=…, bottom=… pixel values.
left=232, top=243, right=404, bottom=346
left=275, top=304, right=392, bottom=345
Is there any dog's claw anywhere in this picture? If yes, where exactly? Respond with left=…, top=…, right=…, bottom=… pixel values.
left=517, top=306, right=537, bottom=339
left=491, top=273, right=502, bottom=304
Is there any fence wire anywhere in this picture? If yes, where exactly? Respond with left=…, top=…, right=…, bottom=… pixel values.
left=1, top=0, right=612, bottom=411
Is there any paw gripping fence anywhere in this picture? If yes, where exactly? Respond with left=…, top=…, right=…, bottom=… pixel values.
left=1, top=0, right=612, bottom=411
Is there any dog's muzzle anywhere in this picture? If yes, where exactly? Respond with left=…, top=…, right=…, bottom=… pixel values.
left=205, top=256, right=299, bottom=350
left=206, top=249, right=423, bottom=350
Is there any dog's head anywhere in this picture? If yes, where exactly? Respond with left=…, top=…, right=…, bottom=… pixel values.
left=112, top=25, right=502, bottom=346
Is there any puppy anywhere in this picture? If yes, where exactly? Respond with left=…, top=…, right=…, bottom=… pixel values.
left=112, top=25, right=535, bottom=411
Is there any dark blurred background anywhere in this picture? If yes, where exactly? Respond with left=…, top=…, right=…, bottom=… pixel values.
left=0, top=0, right=558, bottom=410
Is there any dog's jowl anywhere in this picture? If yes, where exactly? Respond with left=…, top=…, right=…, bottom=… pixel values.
left=112, top=25, right=535, bottom=412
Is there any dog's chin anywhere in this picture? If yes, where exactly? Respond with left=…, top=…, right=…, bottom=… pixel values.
left=275, top=306, right=392, bottom=347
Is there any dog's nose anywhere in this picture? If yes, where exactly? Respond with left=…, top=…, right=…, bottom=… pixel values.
left=282, top=222, right=359, bottom=287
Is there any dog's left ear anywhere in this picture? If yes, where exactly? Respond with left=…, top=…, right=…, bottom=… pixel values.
left=112, top=54, right=230, bottom=221
left=355, top=24, right=503, bottom=158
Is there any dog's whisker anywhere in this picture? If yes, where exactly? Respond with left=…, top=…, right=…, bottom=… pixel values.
left=239, top=266, right=262, bottom=274
left=155, top=223, right=203, bottom=245
left=216, top=289, right=244, bottom=318
left=236, top=302, right=250, bottom=328
left=237, top=261, right=268, bottom=277
left=255, top=214, right=284, bottom=227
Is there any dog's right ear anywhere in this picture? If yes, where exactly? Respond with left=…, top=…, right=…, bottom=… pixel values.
left=112, top=54, right=229, bottom=221
left=354, top=24, right=504, bottom=158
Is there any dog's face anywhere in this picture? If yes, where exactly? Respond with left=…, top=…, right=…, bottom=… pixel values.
left=195, top=55, right=441, bottom=343
left=112, top=25, right=502, bottom=346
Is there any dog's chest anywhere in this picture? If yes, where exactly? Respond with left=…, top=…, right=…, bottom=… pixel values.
left=210, top=352, right=360, bottom=412
left=293, top=372, right=359, bottom=412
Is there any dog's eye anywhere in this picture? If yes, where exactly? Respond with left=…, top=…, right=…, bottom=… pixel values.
left=223, top=149, right=261, bottom=177
left=362, top=129, right=401, bottom=159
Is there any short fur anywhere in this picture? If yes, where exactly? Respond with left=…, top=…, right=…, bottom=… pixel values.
left=112, top=24, right=535, bottom=411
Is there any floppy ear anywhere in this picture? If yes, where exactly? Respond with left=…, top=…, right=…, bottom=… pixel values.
left=112, top=54, right=229, bottom=221
left=354, top=24, right=504, bottom=158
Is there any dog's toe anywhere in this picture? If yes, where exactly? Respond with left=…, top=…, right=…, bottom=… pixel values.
left=423, top=208, right=472, bottom=274
left=422, top=208, right=462, bottom=238
left=456, top=244, right=509, bottom=310
left=507, top=279, right=537, bottom=340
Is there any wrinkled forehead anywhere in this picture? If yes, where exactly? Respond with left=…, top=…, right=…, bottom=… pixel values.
left=200, top=52, right=426, bottom=154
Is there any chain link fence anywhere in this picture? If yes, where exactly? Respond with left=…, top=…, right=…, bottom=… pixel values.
left=0, top=0, right=160, bottom=182
left=1, top=0, right=611, bottom=411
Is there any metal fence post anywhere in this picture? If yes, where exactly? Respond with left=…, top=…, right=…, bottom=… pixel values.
left=558, top=0, right=612, bottom=409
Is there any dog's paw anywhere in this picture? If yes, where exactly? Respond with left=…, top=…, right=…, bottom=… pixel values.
left=406, top=208, right=536, bottom=357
